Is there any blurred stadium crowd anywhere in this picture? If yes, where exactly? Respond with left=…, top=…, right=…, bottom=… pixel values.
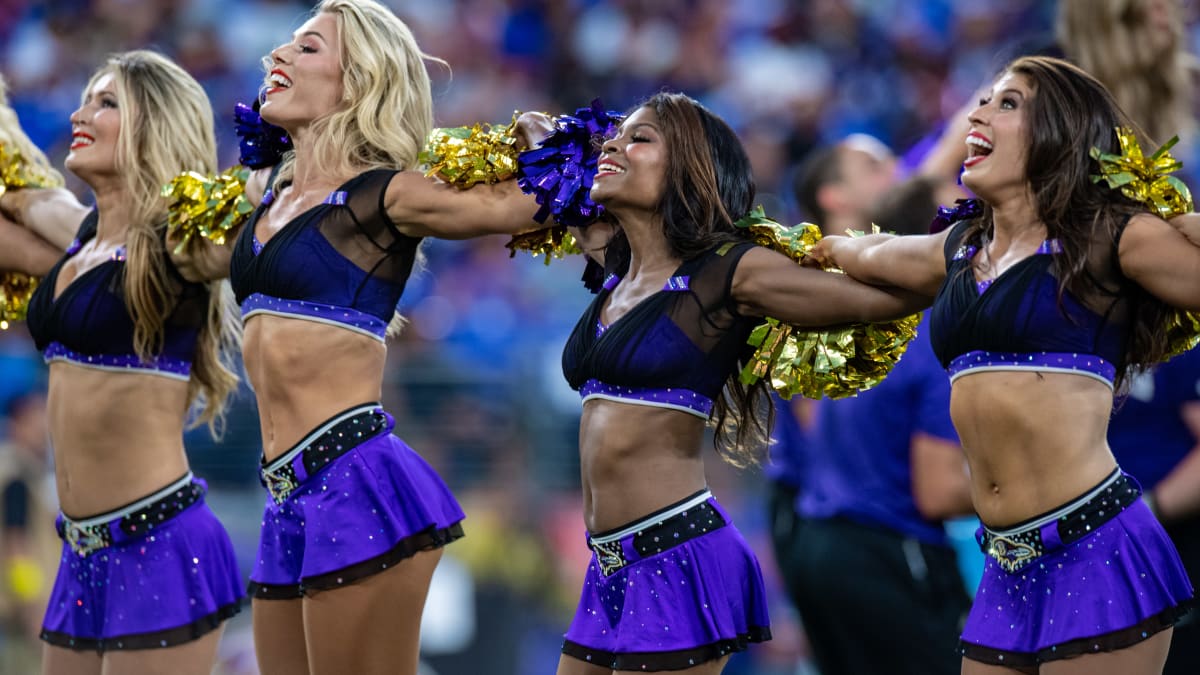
left=2, top=1, right=1197, bottom=673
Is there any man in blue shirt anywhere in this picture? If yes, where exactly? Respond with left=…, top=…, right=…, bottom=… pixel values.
left=769, top=164, right=974, bottom=675
left=1108, top=348, right=1200, bottom=675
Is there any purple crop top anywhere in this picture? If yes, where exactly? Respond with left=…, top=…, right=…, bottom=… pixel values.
left=562, top=242, right=758, bottom=418
left=25, top=210, right=203, bottom=380
left=229, top=169, right=420, bottom=341
left=929, top=220, right=1129, bottom=388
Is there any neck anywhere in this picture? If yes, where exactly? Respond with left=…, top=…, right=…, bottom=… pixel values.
left=988, top=190, right=1045, bottom=248
left=91, top=183, right=136, bottom=242
left=611, top=207, right=680, bottom=280
left=287, top=126, right=354, bottom=194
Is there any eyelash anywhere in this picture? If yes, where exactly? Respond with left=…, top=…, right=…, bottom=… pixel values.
left=298, top=44, right=317, bottom=54
left=979, top=96, right=1017, bottom=110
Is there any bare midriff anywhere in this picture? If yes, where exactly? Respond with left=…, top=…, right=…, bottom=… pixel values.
left=243, top=313, right=386, bottom=462
left=577, top=399, right=709, bottom=533
left=950, top=369, right=1118, bottom=528
left=47, top=362, right=191, bottom=518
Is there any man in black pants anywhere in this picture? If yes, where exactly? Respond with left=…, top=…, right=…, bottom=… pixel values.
left=768, top=163, right=975, bottom=674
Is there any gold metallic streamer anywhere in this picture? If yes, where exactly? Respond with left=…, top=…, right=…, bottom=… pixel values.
left=1091, top=128, right=1193, bottom=219
left=161, top=166, right=254, bottom=254
left=0, top=272, right=37, bottom=330
left=0, top=141, right=62, bottom=329
left=1091, top=127, right=1200, bottom=358
left=419, top=114, right=520, bottom=189
left=735, top=206, right=920, bottom=399
left=505, top=226, right=581, bottom=264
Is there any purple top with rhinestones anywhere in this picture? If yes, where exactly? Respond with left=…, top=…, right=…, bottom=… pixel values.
left=930, top=220, right=1125, bottom=387
left=229, top=170, right=421, bottom=341
left=563, top=243, right=758, bottom=418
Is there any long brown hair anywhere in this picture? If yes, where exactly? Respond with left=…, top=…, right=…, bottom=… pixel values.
left=95, top=51, right=240, bottom=432
left=962, top=56, right=1172, bottom=388
left=610, top=93, right=769, bottom=466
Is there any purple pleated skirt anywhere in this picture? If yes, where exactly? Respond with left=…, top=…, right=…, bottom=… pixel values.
left=960, top=474, right=1193, bottom=667
left=562, top=490, right=772, bottom=671
left=41, top=476, right=244, bottom=651
left=249, top=406, right=465, bottom=598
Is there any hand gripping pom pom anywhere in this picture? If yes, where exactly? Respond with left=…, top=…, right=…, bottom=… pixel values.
left=162, top=166, right=254, bottom=254
left=1091, top=127, right=1200, bottom=359
left=734, top=206, right=921, bottom=399
left=0, top=142, right=63, bottom=329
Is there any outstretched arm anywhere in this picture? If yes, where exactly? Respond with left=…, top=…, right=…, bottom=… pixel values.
left=0, top=212, right=60, bottom=275
left=384, top=173, right=540, bottom=240
left=1120, top=212, right=1200, bottom=311
left=384, top=112, right=554, bottom=240
left=811, top=228, right=950, bottom=296
left=732, top=246, right=932, bottom=326
left=0, top=187, right=89, bottom=251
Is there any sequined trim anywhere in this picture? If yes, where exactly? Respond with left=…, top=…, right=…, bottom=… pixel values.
left=240, top=292, right=388, bottom=341
left=43, top=341, right=192, bottom=382
left=977, top=470, right=1138, bottom=574
left=957, top=239, right=1063, bottom=294
left=562, top=627, right=772, bottom=671
left=56, top=473, right=201, bottom=557
left=959, top=604, right=1190, bottom=667
left=248, top=522, right=465, bottom=599
left=579, top=379, right=713, bottom=418
left=947, top=350, right=1116, bottom=388
left=40, top=601, right=242, bottom=652
left=259, top=403, right=388, bottom=505
left=586, top=489, right=725, bottom=576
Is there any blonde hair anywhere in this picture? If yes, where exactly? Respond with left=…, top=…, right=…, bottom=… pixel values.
left=1057, top=0, right=1196, bottom=144
left=274, top=0, right=444, bottom=186
left=272, top=0, right=441, bottom=338
left=88, top=50, right=241, bottom=433
left=0, top=75, right=64, bottom=186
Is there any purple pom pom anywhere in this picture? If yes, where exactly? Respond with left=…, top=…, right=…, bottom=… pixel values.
left=517, top=99, right=623, bottom=228
left=930, top=198, right=983, bottom=234
left=234, top=102, right=292, bottom=170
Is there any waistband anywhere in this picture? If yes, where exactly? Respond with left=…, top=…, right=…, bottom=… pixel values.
left=44, top=341, right=192, bottom=382
left=587, top=489, right=726, bottom=576
left=259, top=402, right=390, bottom=504
left=240, top=293, right=388, bottom=342
left=977, top=470, right=1139, bottom=573
left=57, top=473, right=203, bottom=557
left=947, top=350, right=1115, bottom=388
left=579, top=379, right=713, bottom=419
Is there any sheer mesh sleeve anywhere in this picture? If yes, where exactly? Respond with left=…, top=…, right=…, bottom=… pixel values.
left=312, top=169, right=420, bottom=289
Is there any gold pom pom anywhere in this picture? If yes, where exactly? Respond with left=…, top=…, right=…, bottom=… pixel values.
left=735, top=206, right=920, bottom=399
left=0, top=272, right=38, bottom=330
left=505, top=226, right=581, bottom=265
left=0, top=140, right=65, bottom=198
left=420, top=114, right=520, bottom=189
left=162, top=166, right=253, bottom=254
left=0, top=141, right=62, bottom=329
left=1091, top=128, right=1193, bottom=220
left=1092, top=127, right=1200, bottom=360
